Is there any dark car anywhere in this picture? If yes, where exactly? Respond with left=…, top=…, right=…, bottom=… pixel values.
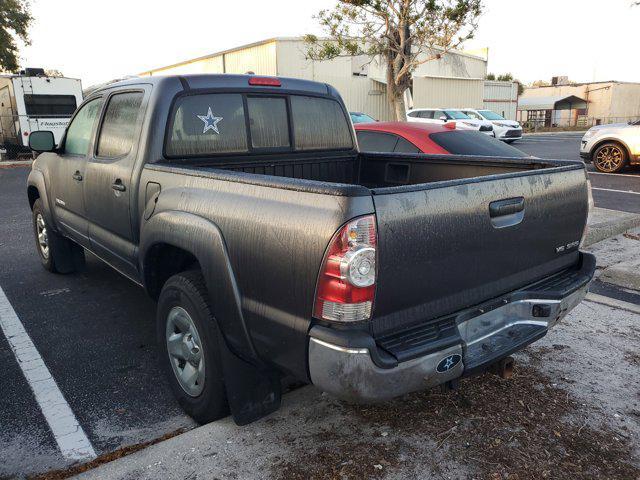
left=355, top=121, right=529, bottom=157
left=27, top=74, right=594, bottom=426
left=350, top=111, right=377, bottom=124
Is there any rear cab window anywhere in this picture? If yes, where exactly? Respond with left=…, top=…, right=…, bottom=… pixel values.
left=165, top=92, right=353, bottom=158
left=430, top=131, right=527, bottom=157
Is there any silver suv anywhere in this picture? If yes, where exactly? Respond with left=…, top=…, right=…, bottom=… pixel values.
left=580, top=120, right=640, bottom=173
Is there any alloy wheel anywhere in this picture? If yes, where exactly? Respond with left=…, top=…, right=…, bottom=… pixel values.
left=595, top=145, right=624, bottom=172
left=166, top=306, right=206, bottom=397
left=36, top=213, right=49, bottom=259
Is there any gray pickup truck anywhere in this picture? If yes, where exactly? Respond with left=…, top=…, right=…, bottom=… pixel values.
left=26, top=74, right=595, bottom=425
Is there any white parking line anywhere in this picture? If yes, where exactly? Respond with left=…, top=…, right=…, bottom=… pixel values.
left=0, top=286, right=96, bottom=461
left=585, top=292, right=640, bottom=315
left=591, top=187, right=640, bottom=195
left=588, top=171, right=640, bottom=179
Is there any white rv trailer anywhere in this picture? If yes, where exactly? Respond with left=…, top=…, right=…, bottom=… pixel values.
left=0, top=68, right=83, bottom=159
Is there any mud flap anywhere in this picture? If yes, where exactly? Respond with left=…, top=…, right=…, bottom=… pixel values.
left=218, top=339, right=281, bottom=426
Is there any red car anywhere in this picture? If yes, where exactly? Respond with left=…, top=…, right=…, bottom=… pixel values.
left=354, top=121, right=527, bottom=157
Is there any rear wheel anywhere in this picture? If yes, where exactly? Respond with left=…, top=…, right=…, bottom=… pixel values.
left=157, top=270, right=229, bottom=423
left=593, top=142, right=627, bottom=173
left=32, top=199, right=84, bottom=273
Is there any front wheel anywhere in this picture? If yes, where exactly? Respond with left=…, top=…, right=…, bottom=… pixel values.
left=157, top=270, right=229, bottom=424
left=593, top=142, right=627, bottom=173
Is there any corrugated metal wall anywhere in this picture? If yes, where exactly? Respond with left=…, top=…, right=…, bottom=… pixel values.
left=224, top=42, right=277, bottom=75
left=139, top=55, right=224, bottom=76
left=276, top=40, right=393, bottom=120
left=138, top=38, right=491, bottom=123
left=412, top=76, right=484, bottom=109
left=483, top=81, right=518, bottom=120
left=139, top=42, right=277, bottom=77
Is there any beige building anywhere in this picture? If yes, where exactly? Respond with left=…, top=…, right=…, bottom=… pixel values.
left=139, top=37, right=519, bottom=120
left=518, top=81, right=640, bottom=127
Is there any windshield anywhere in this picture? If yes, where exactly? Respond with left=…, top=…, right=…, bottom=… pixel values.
left=443, top=110, right=471, bottom=120
left=350, top=112, right=376, bottom=124
left=478, top=110, right=505, bottom=121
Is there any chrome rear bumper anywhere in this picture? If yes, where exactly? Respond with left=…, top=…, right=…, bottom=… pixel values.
left=308, top=254, right=594, bottom=403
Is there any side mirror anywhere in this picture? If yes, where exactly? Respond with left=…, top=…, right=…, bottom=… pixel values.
left=439, top=116, right=447, bottom=122
left=29, top=131, right=55, bottom=152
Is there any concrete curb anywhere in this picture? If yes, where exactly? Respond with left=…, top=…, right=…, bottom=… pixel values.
left=0, top=159, right=33, bottom=167
left=584, top=207, right=640, bottom=247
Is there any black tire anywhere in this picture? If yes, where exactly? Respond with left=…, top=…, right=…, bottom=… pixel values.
left=32, top=199, right=85, bottom=273
left=593, top=142, right=627, bottom=173
left=157, top=270, right=229, bottom=424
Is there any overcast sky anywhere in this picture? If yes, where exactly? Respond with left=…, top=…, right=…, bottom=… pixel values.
left=17, top=0, right=640, bottom=87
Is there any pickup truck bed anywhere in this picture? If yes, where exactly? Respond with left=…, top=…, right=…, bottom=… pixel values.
left=160, top=151, right=588, bottom=337
left=27, top=74, right=594, bottom=425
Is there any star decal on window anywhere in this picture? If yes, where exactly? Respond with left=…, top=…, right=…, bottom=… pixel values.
left=197, top=107, right=223, bottom=134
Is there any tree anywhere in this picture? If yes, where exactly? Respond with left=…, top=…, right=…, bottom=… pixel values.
left=305, top=0, right=483, bottom=120
left=45, top=69, right=64, bottom=77
left=496, top=72, right=513, bottom=82
left=485, top=72, right=495, bottom=80
left=0, top=0, right=33, bottom=73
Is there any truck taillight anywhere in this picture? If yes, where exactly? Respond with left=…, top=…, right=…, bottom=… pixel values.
left=313, top=215, right=376, bottom=323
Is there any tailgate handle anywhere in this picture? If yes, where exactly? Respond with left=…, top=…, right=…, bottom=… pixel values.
left=489, top=197, right=524, bottom=217
left=489, top=197, right=525, bottom=228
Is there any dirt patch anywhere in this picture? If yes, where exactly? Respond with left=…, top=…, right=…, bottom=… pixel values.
left=624, top=351, right=640, bottom=367
left=28, top=429, right=186, bottom=480
left=272, top=365, right=639, bottom=480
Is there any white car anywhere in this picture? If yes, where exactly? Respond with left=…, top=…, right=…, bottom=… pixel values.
left=580, top=120, right=640, bottom=173
left=406, top=108, right=494, bottom=136
left=460, top=108, right=522, bottom=143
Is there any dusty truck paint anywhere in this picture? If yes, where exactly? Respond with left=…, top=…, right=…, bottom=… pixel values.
left=26, top=74, right=595, bottom=425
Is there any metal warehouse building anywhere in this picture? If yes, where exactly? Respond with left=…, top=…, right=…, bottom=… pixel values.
left=139, top=37, right=518, bottom=120
left=518, top=80, right=640, bottom=128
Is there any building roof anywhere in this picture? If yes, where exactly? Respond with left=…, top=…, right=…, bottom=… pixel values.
left=517, top=95, right=587, bottom=111
left=138, top=36, right=488, bottom=76
left=527, top=80, right=640, bottom=88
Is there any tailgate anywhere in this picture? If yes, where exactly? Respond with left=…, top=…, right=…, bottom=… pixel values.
left=371, top=164, right=589, bottom=336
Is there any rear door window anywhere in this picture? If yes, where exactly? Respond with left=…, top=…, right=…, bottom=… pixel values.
left=430, top=131, right=527, bottom=157
left=96, top=92, right=144, bottom=158
left=394, top=137, right=421, bottom=153
left=290, top=96, right=353, bottom=150
left=356, top=131, right=398, bottom=152
left=166, top=94, right=248, bottom=157
left=247, top=97, right=290, bottom=149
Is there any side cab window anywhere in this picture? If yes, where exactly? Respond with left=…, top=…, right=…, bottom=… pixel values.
left=63, top=98, right=104, bottom=155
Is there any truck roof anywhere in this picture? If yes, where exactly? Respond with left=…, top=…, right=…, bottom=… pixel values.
left=93, top=74, right=335, bottom=97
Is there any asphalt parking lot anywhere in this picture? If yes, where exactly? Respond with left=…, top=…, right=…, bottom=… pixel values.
left=515, top=132, right=640, bottom=214
left=1, top=133, right=639, bottom=479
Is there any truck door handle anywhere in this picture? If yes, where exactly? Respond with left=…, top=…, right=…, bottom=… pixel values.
left=489, top=197, right=525, bottom=217
left=72, top=171, right=83, bottom=181
left=111, top=180, right=126, bottom=192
